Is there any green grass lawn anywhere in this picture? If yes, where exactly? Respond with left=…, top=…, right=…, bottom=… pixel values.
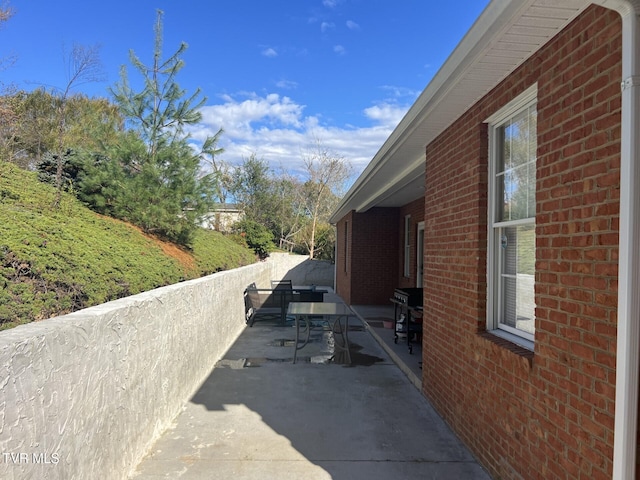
left=0, top=162, right=257, bottom=330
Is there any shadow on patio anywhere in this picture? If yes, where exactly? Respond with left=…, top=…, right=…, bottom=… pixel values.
left=129, top=292, right=490, bottom=480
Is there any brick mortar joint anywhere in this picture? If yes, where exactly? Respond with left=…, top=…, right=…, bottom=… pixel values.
left=476, top=331, right=535, bottom=367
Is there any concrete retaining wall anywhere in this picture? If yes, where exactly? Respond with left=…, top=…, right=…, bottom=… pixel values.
left=268, top=253, right=335, bottom=288
left=0, top=253, right=325, bottom=480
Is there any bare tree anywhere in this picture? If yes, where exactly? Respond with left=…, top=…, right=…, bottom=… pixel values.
left=0, top=3, right=12, bottom=24
left=300, top=140, right=353, bottom=259
left=273, top=168, right=306, bottom=249
left=52, top=43, right=105, bottom=206
left=200, top=127, right=233, bottom=204
left=0, top=4, right=11, bottom=22
left=0, top=2, right=16, bottom=73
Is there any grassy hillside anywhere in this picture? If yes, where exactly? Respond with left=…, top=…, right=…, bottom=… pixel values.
left=0, top=162, right=257, bottom=330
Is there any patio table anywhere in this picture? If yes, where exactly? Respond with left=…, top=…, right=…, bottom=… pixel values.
left=288, top=302, right=354, bottom=364
left=244, top=286, right=327, bottom=326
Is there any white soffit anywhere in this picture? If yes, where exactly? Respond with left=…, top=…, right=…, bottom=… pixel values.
left=330, top=0, right=588, bottom=223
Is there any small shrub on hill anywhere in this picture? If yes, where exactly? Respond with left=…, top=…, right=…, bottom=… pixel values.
left=232, top=219, right=275, bottom=260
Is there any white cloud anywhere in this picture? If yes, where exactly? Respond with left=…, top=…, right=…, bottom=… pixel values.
left=379, top=85, right=421, bottom=100
left=197, top=93, right=304, bottom=137
left=190, top=93, right=407, bottom=178
left=321, top=21, right=335, bottom=33
left=276, top=79, right=298, bottom=90
left=323, top=0, right=337, bottom=7
left=333, top=45, right=346, bottom=55
left=364, top=102, right=409, bottom=127
left=346, top=20, right=360, bottom=31
left=261, top=47, right=278, bottom=58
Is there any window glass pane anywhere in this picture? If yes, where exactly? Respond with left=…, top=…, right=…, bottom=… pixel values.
left=528, top=107, right=537, bottom=160
left=503, top=122, right=514, bottom=171
left=509, top=110, right=531, bottom=169
left=496, top=171, right=508, bottom=221
left=499, top=224, right=535, bottom=335
left=501, top=227, right=517, bottom=276
left=509, top=166, right=524, bottom=221
left=495, top=127, right=506, bottom=174
left=495, top=105, right=537, bottom=223
left=501, top=276, right=518, bottom=328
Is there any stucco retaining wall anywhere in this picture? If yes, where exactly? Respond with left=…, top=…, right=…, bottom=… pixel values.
left=269, top=253, right=335, bottom=288
left=0, top=253, right=321, bottom=480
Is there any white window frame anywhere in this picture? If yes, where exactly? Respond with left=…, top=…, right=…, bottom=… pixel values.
left=416, top=222, right=424, bottom=288
left=486, top=84, right=537, bottom=349
left=403, top=215, right=411, bottom=277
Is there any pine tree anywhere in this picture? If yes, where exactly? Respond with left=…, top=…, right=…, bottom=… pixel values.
left=109, top=10, right=216, bottom=246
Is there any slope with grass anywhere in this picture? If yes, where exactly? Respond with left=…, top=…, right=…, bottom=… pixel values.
left=0, top=162, right=256, bottom=330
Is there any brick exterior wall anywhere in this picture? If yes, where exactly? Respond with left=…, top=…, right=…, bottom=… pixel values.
left=422, top=6, right=621, bottom=480
left=335, top=211, right=353, bottom=304
left=335, top=208, right=400, bottom=305
left=334, top=199, right=425, bottom=304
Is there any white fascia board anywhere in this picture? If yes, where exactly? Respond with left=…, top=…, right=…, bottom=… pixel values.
left=353, top=157, right=425, bottom=213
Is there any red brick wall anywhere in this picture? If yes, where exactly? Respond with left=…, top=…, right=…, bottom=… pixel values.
left=422, top=6, right=621, bottom=480
left=335, top=211, right=353, bottom=304
left=335, top=208, right=400, bottom=304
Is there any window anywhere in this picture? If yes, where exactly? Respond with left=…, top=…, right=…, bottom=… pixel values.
left=487, top=85, right=537, bottom=346
left=344, top=221, right=348, bottom=273
left=403, top=215, right=411, bottom=277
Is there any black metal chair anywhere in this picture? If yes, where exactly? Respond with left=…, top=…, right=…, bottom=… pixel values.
left=244, top=283, right=289, bottom=327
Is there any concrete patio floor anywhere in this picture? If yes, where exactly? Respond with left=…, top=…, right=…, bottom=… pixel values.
left=129, top=292, right=490, bottom=480
left=351, top=303, right=423, bottom=391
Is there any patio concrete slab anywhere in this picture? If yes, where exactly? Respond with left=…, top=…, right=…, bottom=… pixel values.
left=129, top=300, right=490, bottom=480
left=351, top=304, right=423, bottom=390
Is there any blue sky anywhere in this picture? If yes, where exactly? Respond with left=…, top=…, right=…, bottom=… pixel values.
left=1, top=0, right=490, bottom=177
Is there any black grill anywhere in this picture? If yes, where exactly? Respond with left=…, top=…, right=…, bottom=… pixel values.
left=392, top=288, right=423, bottom=308
left=390, top=288, right=423, bottom=354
